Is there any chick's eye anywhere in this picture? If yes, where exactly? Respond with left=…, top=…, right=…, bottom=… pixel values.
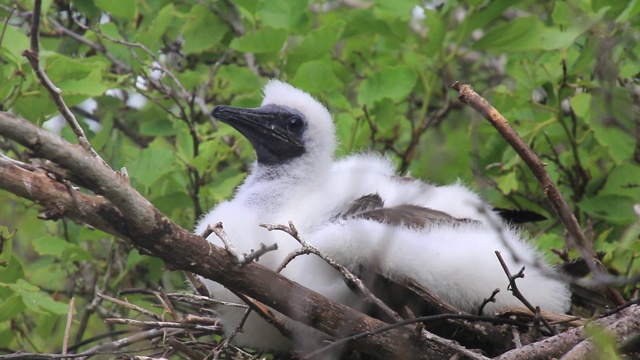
left=287, top=116, right=304, bottom=134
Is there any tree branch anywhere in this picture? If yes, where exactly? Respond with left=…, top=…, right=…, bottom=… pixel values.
left=451, top=81, right=625, bottom=306
left=0, top=111, right=458, bottom=359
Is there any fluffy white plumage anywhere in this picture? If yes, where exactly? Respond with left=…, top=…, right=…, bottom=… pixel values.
left=196, top=80, right=570, bottom=351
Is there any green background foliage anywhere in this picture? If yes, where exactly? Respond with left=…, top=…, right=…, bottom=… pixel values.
left=0, top=0, right=639, bottom=355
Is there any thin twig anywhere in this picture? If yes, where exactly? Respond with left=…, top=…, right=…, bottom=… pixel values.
left=0, top=3, right=17, bottom=49
left=47, top=16, right=131, bottom=72
left=263, top=221, right=403, bottom=323
left=208, top=223, right=241, bottom=261
left=211, top=306, right=252, bottom=360
left=477, top=288, right=500, bottom=315
left=104, top=318, right=222, bottom=331
left=241, top=242, right=278, bottom=265
left=494, top=251, right=556, bottom=335
left=62, top=296, right=75, bottom=358
left=22, top=0, right=110, bottom=169
left=168, top=292, right=249, bottom=309
left=97, top=293, right=162, bottom=321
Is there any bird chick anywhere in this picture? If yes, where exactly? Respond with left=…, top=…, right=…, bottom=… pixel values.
left=195, top=80, right=570, bottom=351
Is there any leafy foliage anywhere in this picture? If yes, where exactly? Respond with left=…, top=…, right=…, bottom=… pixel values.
left=0, top=0, right=639, bottom=356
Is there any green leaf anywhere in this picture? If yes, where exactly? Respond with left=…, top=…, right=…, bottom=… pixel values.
left=94, top=0, right=137, bottom=19
left=0, top=294, right=25, bottom=322
left=358, top=66, right=417, bottom=105
left=46, top=55, right=109, bottom=98
left=373, top=0, right=417, bottom=20
left=570, top=93, right=592, bottom=119
left=134, top=4, right=175, bottom=51
left=126, top=146, right=177, bottom=190
left=6, top=280, right=69, bottom=315
left=140, top=119, right=174, bottom=136
left=465, top=0, right=522, bottom=36
left=229, top=28, right=288, bottom=53
left=217, top=65, right=262, bottom=93
left=32, top=236, right=72, bottom=257
left=551, top=1, right=574, bottom=25
left=257, top=0, right=307, bottom=29
left=497, top=171, right=518, bottom=194
left=0, top=26, right=30, bottom=65
left=579, top=195, right=637, bottom=224
left=286, top=20, right=345, bottom=71
left=590, top=126, right=635, bottom=165
left=422, top=10, right=445, bottom=56
left=290, top=61, right=342, bottom=94
left=473, top=17, right=546, bottom=52
left=0, top=227, right=15, bottom=265
left=600, top=164, right=640, bottom=199
left=541, top=7, right=609, bottom=50
left=616, top=0, right=640, bottom=23
left=182, top=5, right=229, bottom=54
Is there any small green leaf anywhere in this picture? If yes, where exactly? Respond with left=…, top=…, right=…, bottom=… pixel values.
left=286, top=20, right=345, bottom=71
left=600, top=164, right=640, bottom=199
left=126, top=146, right=177, bottom=190
left=616, top=0, right=640, bottom=23
left=373, top=0, right=416, bottom=20
left=5, top=280, right=69, bottom=315
left=358, top=66, right=417, bottom=105
left=217, top=65, right=262, bottom=93
left=590, top=126, right=635, bottom=165
left=579, top=195, right=637, bottom=224
left=134, top=4, right=175, bottom=51
left=0, top=294, right=25, bottom=322
left=257, top=0, right=307, bottom=29
left=541, top=7, right=609, bottom=50
left=140, top=119, right=174, bottom=136
left=229, top=28, right=288, bottom=53
left=0, top=227, right=15, bottom=265
left=0, top=26, right=30, bottom=65
left=551, top=1, right=574, bottom=25
left=474, top=17, right=546, bottom=52
left=94, top=0, right=137, bottom=19
left=497, top=171, right=518, bottom=194
left=290, top=61, right=342, bottom=94
left=32, top=236, right=72, bottom=257
left=570, top=93, right=592, bottom=119
left=182, top=5, right=229, bottom=54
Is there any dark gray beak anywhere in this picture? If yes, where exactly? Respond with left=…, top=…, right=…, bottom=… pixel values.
left=212, top=104, right=306, bottom=165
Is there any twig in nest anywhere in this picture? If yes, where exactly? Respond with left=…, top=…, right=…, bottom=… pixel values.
left=477, top=288, right=500, bottom=315
left=104, top=318, right=222, bottom=332
left=166, top=292, right=248, bottom=309
left=184, top=272, right=211, bottom=298
left=97, top=293, right=162, bottom=321
left=494, top=251, right=555, bottom=335
left=206, top=223, right=241, bottom=261
left=303, top=312, right=527, bottom=360
left=204, top=222, right=278, bottom=265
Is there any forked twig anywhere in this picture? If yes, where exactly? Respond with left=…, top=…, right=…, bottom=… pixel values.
left=262, top=221, right=402, bottom=323
left=495, top=251, right=555, bottom=335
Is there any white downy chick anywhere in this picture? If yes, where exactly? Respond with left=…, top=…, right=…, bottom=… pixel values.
left=195, top=80, right=570, bottom=351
